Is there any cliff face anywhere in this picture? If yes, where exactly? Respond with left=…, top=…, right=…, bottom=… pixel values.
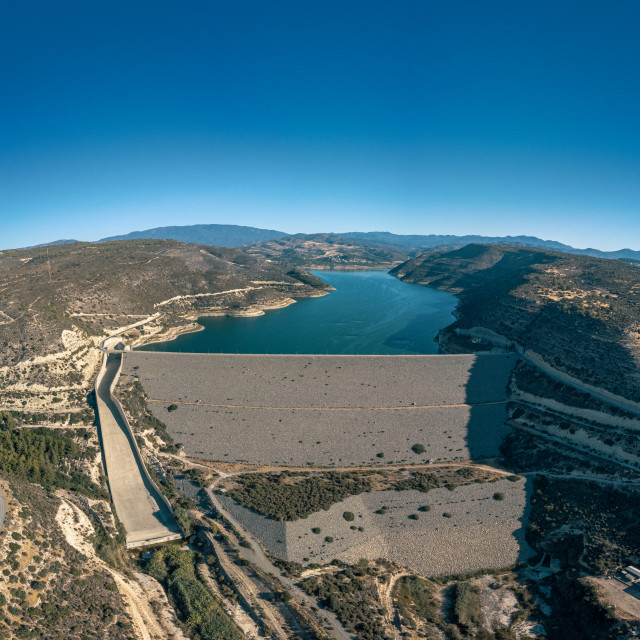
left=391, top=244, right=640, bottom=402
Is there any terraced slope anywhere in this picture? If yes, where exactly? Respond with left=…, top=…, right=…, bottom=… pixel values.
left=122, top=352, right=517, bottom=466
left=392, top=244, right=640, bottom=403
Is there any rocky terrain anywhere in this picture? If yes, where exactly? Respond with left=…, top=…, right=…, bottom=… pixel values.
left=219, top=478, right=532, bottom=575
left=1, top=236, right=639, bottom=640
left=392, top=243, right=640, bottom=403
left=245, top=233, right=409, bottom=269
left=0, top=239, right=328, bottom=413
left=122, top=352, right=516, bottom=466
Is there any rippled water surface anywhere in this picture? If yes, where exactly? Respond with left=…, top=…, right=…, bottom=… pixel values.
left=138, top=270, right=457, bottom=355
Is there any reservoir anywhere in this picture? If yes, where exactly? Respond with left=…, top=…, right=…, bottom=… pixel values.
left=138, top=270, right=457, bottom=355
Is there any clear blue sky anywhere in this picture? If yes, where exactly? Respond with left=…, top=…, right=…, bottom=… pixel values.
left=1, top=1, right=638, bottom=250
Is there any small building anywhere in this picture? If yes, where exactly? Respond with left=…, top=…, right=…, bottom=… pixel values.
left=625, top=566, right=640, bottom=581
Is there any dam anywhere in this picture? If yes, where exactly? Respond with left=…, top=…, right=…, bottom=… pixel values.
left=120, top=352, right=518, bottom=467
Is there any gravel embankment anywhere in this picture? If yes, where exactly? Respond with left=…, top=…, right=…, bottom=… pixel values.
left=218, top=478, right=533, bottom=576
left=124, top=353, right=516, bottom=465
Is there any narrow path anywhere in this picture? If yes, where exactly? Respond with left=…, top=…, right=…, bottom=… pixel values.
left=522, top=351, right=640, bottom=419
left=512, top=423, right=640, bottom=475
left=515, top=398, right=640, bottom=435
left=98, top=312, right=163, bottom=351
left=379, top=571, right=409, bottom=639
left=204, top=530, right=289, bottom=640
left=0, top=487, right=7, bottom=533
left=56, top=498, right=187, bottom=640
left=523, top=470, right=640, bottom=488
left=147, top=398, right=508, bottom=411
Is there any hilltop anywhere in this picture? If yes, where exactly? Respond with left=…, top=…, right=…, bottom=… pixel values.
left=100, top=223, right=286, bottom=247
left=392, top=244, right=640, bottom=402
left=245, top=233, right=408, bottom=269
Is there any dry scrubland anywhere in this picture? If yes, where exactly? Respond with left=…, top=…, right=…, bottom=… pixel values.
left=219, top=478, right=532, bottom=575
left=124, top=352, right=516, bottom=465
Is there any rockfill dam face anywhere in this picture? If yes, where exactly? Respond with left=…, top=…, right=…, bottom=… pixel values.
left=121, top=352, right=518, bottom=467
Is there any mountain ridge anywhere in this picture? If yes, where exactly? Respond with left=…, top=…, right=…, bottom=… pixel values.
left=100, top=223, right=287, bottom=248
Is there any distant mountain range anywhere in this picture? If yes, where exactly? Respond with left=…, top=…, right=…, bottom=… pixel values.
left=341, top=231, right=640, bottom=261
left=100, top=223, right=287, bottom=247
left=97, top=224, right=640, bottom=261
left=23, top=239, right=79, bottom=249
left=21, top=224, right=640, bottom=261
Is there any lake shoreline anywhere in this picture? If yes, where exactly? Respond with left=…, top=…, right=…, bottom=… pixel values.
left=137, top=270, right=457, bottom=355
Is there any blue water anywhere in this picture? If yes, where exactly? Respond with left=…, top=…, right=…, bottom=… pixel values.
left=138, top=270, right=457, bottom=355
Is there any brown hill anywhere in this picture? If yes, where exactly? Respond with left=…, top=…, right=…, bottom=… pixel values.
left=245, top=233, right=408, bottom=269
left=391, top=244, right=640, bottom=402
left=0, top=239, right=328, bottom=393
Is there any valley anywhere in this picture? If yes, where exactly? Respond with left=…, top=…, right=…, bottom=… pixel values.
left=0, top=238, right=639, bottom=640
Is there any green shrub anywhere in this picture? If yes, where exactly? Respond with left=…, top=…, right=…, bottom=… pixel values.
left=453, top=582, right=483, bottom=631
left=343, top=511, right=355, bottom=522
left=145, top=547, right=242, bottom=640
left=228, top=471, right=372, bottom=521
left=493, top=492, right=505, bottom=501
left=411, top=444, right=426, bottom=454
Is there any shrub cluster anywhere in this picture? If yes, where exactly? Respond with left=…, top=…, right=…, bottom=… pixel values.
left=0, top=413, right=106, bottom=498
left=145, top=547, right=242, bottom=640
left=227, top=471, right=372, bottom=521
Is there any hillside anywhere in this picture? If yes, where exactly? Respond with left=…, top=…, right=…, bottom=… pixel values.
left=245, top=233, right=408, bottom=269
left=344, top=231, right=640, bottom=260
left=100, top=223, right=286, bottom=247
left=391, top=244, right=640, bottom=402
left=0, top=239, right=328, bottom=411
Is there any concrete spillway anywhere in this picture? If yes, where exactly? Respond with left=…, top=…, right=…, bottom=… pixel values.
left=96, top=351, right=181, bottom=548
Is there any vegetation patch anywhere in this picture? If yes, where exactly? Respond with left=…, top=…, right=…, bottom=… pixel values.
left=145, top=546, right=242, bottom=640
left=453, top=581, right=483, bottom=632
left=226, top=471, right=373, bottom=521
left=0, top=479, right=132, bottom=640
left=0, top=412, right=106, bottom=499
left=299, top=561, right=388, bottom=640
left=117, top=380, right=179, bottom=452
left=527, top=476, right=640, bottom=573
